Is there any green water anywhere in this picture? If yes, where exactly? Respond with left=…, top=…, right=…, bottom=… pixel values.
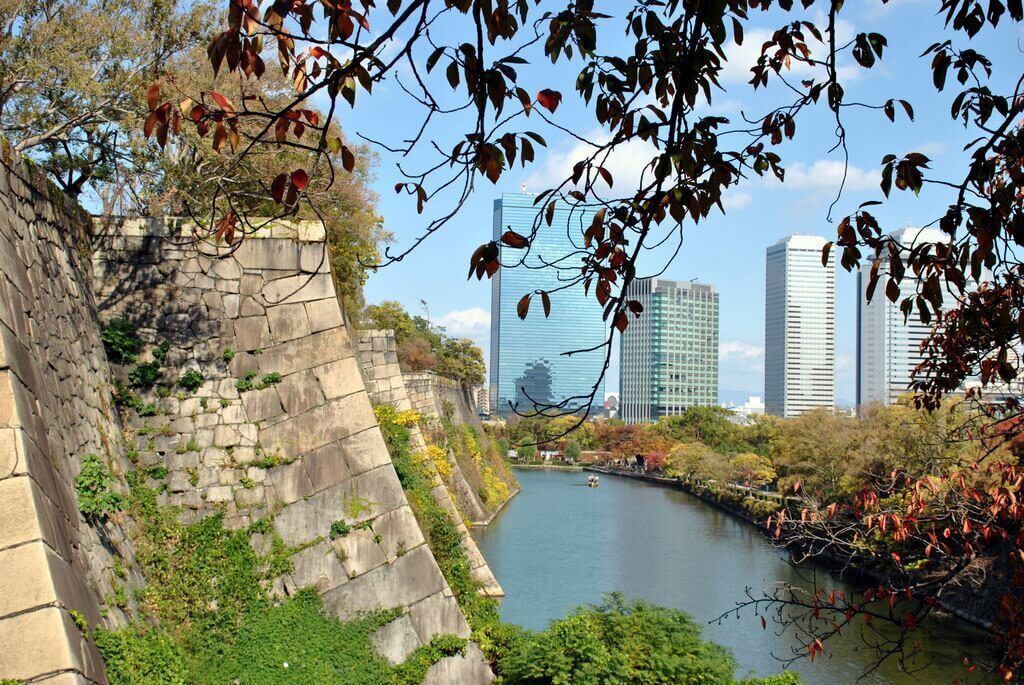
left=472, top=468, right=997, bottom=684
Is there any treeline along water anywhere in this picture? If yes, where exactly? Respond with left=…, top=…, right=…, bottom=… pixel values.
left=471, top=468, right=997, bottom=684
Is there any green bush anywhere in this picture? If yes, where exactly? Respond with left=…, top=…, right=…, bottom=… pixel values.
left=495, top=594, right=800, bottom=685
left=329, top=520, right=351, bottom=539
left=258, top=372, right=282, bottom=388
left=128, top=361, right=161, bottom=388
left=75, top=455, right=125, bottom=519
left=152, top=341, right=171, bottom=364
left=177, top=369, right=205, bottom=393
left=222, top=348, right=235, bottom=363
left=94, top=626, right=187, bottom=685
left=112, top=379, right=143, bottom=411
left=236, top=370, right=258, bottom=393
left=102, top=319, right=142, bottom=365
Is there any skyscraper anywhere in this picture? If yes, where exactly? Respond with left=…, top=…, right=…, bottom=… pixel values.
left=489, top=193, right=606, bottom=416
left=856, top=227, right=948, bottom=407
left=619, top=278, right=719, bottom=423
left=764, top=234, right=836, bottom=418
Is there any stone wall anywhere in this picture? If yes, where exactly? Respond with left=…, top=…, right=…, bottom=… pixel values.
left=0, top=157, right=143, bottom=683
left=356, top=329, right=503, bottom=597
left=90, top=219, right=492, bottom=681
left=403, top=372, right=519, bottom=525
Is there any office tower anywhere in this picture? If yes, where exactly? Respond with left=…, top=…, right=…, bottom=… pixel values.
left=764, top=234, right=836, bottom=418
left=489, top=193, right=606, bottom=416
left=618, top=278, right=719, bottom=423
left=856, top=226, right=949, bottom=407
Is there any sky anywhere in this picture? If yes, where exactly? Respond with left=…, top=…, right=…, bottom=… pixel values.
left=332, top=0, right=1024, bottom=407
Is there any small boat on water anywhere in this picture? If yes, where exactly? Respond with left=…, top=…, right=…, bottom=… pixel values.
left=587, top=475, right=599, bottom=487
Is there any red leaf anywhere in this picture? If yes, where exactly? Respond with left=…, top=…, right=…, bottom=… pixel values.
left=536, top=89, right=562, bottom=113
left=147, top=81, right=161, bottom=110
left=517, top=294, right=531, bottom=320
left=541, top=291, right=551, bottom=317
left=501, top=230, right=529, bottom=248
left=270, top=173, right=288, bottom=203
left=290, top=168, right=309, bottom=191
left=210, top=91, right=235, bottom=112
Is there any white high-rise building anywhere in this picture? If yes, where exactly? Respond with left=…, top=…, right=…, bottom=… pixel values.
left=764, top=235, right=836, bottom=418
left=619, top=278, right=719, bottom=423
left=856, top=227, right=949, bottom=408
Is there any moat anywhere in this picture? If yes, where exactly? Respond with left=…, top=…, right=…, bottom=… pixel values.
left=473, top=468, right=997, bottom=684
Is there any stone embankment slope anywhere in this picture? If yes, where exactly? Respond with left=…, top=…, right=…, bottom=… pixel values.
left=0, top=143, right=492, bottom=684
left=356, top=329, right=505, bottom=597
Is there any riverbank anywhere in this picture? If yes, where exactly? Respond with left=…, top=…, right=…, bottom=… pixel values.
left=513, top=463, right=584, bottom=471
left=584, top=465, right=998, bottom=636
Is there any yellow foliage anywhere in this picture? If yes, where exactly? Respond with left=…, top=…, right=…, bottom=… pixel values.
left=480, top=466, right=510, bottom=505
left=427, top=445, right=452, bottom=479
left=373, top=404, right=421, bottom=428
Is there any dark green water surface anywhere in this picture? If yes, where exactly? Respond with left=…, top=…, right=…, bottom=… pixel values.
left=472, top=468, right=997, bottom=684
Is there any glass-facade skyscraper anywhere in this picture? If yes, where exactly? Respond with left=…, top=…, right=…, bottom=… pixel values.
left=764, top=234, right=836, bottom=418
left=489, top=193, right=606, bottom=416
left=618, top=278, right=719, bottom=423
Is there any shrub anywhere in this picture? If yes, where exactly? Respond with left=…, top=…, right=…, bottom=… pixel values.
left=128, top=362, right=161, bottom=389
left=75, top=455, right=125, bottom=519
left=329, top=520, right=351, bottom=539
left=257, top=372, right=282, bottom=389
left=235, top=370, right=258, bottom=393
left=112, top=379, right=143, bottom=411
left=102, top=319, right=141, bottom=365
left=222, top=348, right=235, bottom=363
left=494, top=594, right=800, bottom=684
left=177, top=370, right=204, bottom=393
left=152, top=341, right=171, bottom=364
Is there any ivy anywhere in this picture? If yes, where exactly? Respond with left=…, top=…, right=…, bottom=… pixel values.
left=176, top=369, right=204, bottom=393
left=75, top=454, right=125, bottom=519
left=101, top=319, right=141, bottom=365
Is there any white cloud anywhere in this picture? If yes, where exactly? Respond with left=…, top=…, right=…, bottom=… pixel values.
left=720, top=340, right=764, bottom=361
left=910, top=141, right=946, bottom=158
left=722, top=191, right=752, bottom=210
left=437, top=307, right=490, bottom=338
left=525, top=131, right=657, bottom=192
left=778, top=160, right=879, bottom=191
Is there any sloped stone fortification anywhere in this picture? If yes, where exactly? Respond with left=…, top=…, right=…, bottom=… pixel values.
left=0, top=146, right=493, bottom=685
left=356, top=329, right=504, bottom=597
left=92, top=219, right=493, bottom=681
left=0, top=159, right=142, bottom=683
left=403, top=372, right=519, bottom=526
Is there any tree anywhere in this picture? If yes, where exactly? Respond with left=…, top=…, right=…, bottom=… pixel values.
left=729, top=453, right=776, bottom=488
left=437, top=337, right=485, bottom=386
left=653, top=408, right=749, bottom=454
left=0, top=0, right=212, bottom=204
left=563, top=440, right=581, bottom=462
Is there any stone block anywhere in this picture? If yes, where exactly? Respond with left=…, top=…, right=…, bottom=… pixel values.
left=369, top=614, right=422, bottom=665
left=232, top=239, right=301, bottom=271
left=239, top=273, right=263, bottom=296
left=276, top=369, right=324, bottom=416
left=267, top=460, right=315, bottom=506
left=408, top=591, right=472, bottom=643
left=315, top=357, right=362, bottom=401
left=267, top=303, right=311, bottom=344
left=259, top=392, right=374, bottom=458
left=303, top=442, right=351, bottom=492
left=0, top=541, right=102, bottom=627
left=260, top=273, right=333, bottom=305
left=334, top=526, right=386, bottom=576
left=371, top=505, right=426, bottom=562
left=0, top=476, right=58, bottom=552
left=282, top=540, right=347, bottom=594
left=0, top=607, right=107, bottom=683
left=305, top=298, right=343, bottom=333
left=251, top=327, right=351, bottom=378
left=233, top=317, right=272, bottom=351
left=241, top=386, right=284, bottom=422
left=421, top=644, right=494, bottom=684
left=320, top=546, right=446, bottom=621
left=299, top=243, right=327, bottom=273
left=206, top=485, right=233, bottom=502
left=338, top=426, right=393, bottom=476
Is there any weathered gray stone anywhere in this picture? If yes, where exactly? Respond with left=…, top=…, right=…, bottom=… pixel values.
left=321, top=546, right=446, bottom=621
left=369, top=614, right=423, bottom=665
left=259, top=392, right=375, bottom=458
left=247, top=327, right=351, bottom=378
left=371, top=505, right=426, bottom=562
left=421, top=643, right=494, bottom=684
left=315, top=357, right=362, bottom=401
left=408, top=591, right=472, bottom=642
left=283, top=540, right=348, bottom=594
left=303, top=442, right=351, bottom=492
left=241, top=387, right=284, bottom=422
left=305, top=298, right=343, bottom=333
left=206, top=485, right=233, bottom=502
left=267, top=460, right=315, bottom=506
left=233, top=317, right=272, bottom=351
left=334, top=527, right=386, bottom=576
left=260, top=273, right=333, bottom=305
left=266, top=303, right=311, bottom=343
left=276, top=369, right=324, bottom=415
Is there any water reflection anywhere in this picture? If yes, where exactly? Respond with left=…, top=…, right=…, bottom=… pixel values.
left=472, top=469, right=997, bottom=684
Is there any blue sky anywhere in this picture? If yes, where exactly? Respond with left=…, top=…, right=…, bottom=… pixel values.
left=339, top=0, right=1024, bottom=405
